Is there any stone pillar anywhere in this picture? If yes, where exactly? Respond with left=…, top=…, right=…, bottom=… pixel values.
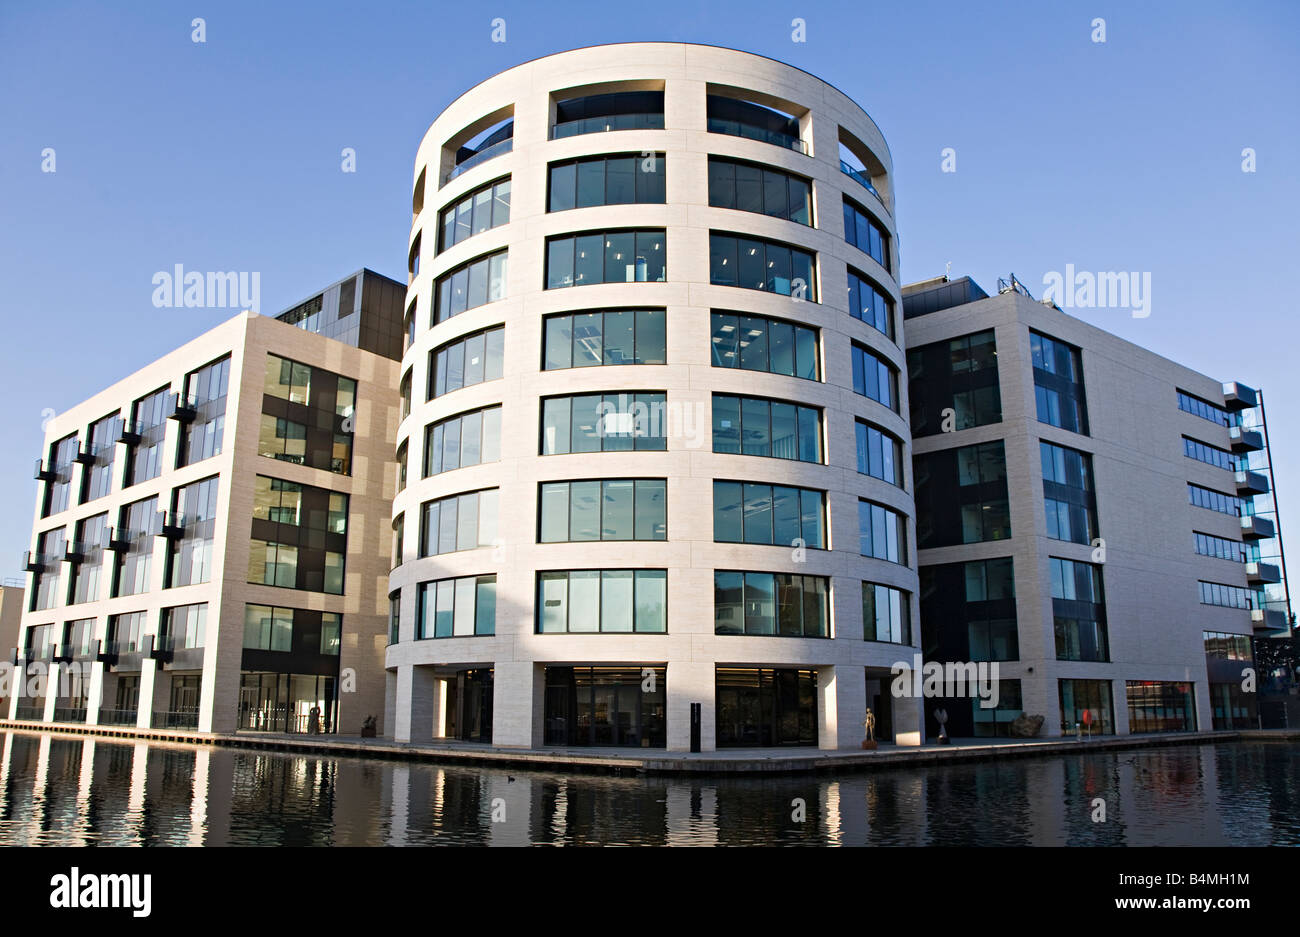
left=823, top=664, right=868, bottom=750
left=667, top=661, right=715, bottom=752
left=42, top=663, right=58, bottom=721
left=85, top=661, right=105, bottom=725
left=383, top=669, right=398, bottom=740
left=491, top=661, right=540, bottom=748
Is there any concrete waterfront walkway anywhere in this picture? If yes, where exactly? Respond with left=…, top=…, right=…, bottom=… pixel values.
left=1, top=717, right=1295, bottom=775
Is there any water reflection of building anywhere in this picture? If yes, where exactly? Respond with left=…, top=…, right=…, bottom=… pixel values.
left=11, top=271, right=403, bottom=737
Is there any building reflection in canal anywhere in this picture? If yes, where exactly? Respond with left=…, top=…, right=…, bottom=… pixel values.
left=0, top=731, right=1296, bottom=846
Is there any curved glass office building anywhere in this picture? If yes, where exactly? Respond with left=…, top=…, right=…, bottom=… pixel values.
left=386, top=43, right=921, bottom=750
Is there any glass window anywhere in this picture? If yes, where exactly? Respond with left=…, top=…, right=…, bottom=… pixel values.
left=435, top=250, right=507, bottom=323
left=540, top=392, right=667, bottom=454
left=546, top=229, right=666, bottom=287
left=843, top=198, right=889, bottom=270
left=535, top=570, right=668, bottom=633
left=715, top=571, right=829, bottom=637
left=424, top=406, right=501, bottom=476
left=708, top=233, right=815, bottom=300
left=439, top=177, right=511, bottom=252
left=540, top=478, right=665, bottom=542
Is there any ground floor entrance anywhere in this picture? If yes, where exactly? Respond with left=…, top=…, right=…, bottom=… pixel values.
left=239, top=672, right=337, bottom=734
left=445, top=668, right=493, bottom=742
left=543, top=666, right=666, bottom=748
left=715, top=667, right=817, bottom=747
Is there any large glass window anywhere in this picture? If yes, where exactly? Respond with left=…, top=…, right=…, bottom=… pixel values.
left=161, top=603, right=206, bottom=650
left=438, top=177, right=511, bottom=252
left=1031, top=330, right=1089, bottom=435
left=165, top=475, right=219, bottom=588
left=424, top=405, right=502, bottom=475
left=541, top=392, right=667, bottom=454
left=1182, top=436, right=1236, bottom=472
left=707, top=157, right=811, bottom=224
left=430, top=325, right=505, bottom=398
left=178, top=355, right=231, bottom=468
left=546, top=230, right=665, bottom=288
left=1195, top=531, right=1245, bottom=563
left=919, top=558, right=1018, bottom=664
left=862, top=583, right=910, bottom=644
left=845, top=269, right=894, bottom=339
left=710, top=311, right=817, bottom=379
left=706, top=95, right=803, bottom=152
left=842, top=198, right=890, bottom=271
left=914, top=441, right=1010, bottom=548
left=435, top=249, right=508, bottom=323
left=80, top=413, right=119, bottom=504
left=713, top=481, right=823, bottom=549
left=536, top=570, right=667, bottom=634
left=544, top=309, right=666, bottom=369
left=125, top=387, right=169, bottom=488
left=1058, top=678, right=1115, bottom=735
left=858, top=500, right=906, bottom=564
left=107, top=611, right=147, bottom=655
left=113, top=497, right=157, bottom=598
left=31, top=527, right=66, bottom=611
left=1198, top=580, right=1254, bottom=610
left=855, top=420, right=903, bottom=487
left=709, top=233, right=815, bottom=299
left=249, top=476, right=348, bottom=594
left=416, top=576, right=497, bottom=638
left=419, top=489, right=499, bottom=556
left=1051, top=558, right=1109, bottom=662
left=548, top=153, right=665, bottom=211
left=1041, top=441, right=1098, bottom=544
left=70, top=513, right=108, bottom=605
left=244, top=605, right=295, bottom=649
left=260, top=355, right=355, bottom=475
left=713, top=571, right=828, bottom=637
left=906, top=330, right=1001, bottom=438
left=544, top=666, right=667, bottom=748
left=540, top=479, right=666, bottom=542
left=712, top=395, right=821, bottom=463
left=1188, top=483, right=1241, bottom=516
left=1126, top=681, right=1196, bottom=733
left=851, top=343, right=898, bottom=411
left=552, top=90, right=665, bottom=138
left=1177, top=390, right=1231, bottom=427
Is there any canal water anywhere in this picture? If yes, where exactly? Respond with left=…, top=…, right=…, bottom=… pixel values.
left=0, top=731, right=1296, bottom=846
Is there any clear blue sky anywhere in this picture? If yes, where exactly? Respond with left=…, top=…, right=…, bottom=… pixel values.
left=1, top=0, right=1297, bottom=581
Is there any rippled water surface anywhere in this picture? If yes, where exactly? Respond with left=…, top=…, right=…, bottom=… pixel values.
left=1, top=731, right=1297, bottom=845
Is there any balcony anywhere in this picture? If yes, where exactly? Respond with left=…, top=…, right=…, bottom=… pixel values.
left=72, top=445, right=96, bottom=466
left=13, top=705, right=44, bottom=721
left=1235, top=470, right=1270, bottom=496
left=116, top=420, right=143, bottom=445
left=1223, top=382, right=1259, bottom=410
left=22, top=551, right=45, bottom=573
left=51, top=642, right=74, bottom=664
left=840, top=161, right=885, bottom=203
left=33, top=458, right=55, bottom=482
left=1251, top=608, right=1287, bottom=633
left=1229, top=426, right=1264, bottom=452
left=1246, top=562, right=1282, bottom=585
left=167, top=392, right=198, bottom=423
left=443, top=137, right=513, bottom=186
left=105, top=527, right=131, bottom=552
left=160, top=511, right=188, bottom=540
left=551, top=112, right=664, bottom=139
left=52, top=707, right=86, bottom=723
left=1241, top=515, right=1276, bottom=539
left=64, top=540, right=87, bottom=564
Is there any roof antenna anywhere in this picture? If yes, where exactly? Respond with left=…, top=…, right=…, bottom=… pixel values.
left=945, top=262, right=952, bottom=281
